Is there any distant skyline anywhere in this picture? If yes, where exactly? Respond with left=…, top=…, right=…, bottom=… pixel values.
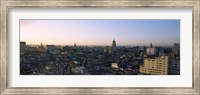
left=20, top=19, right=180, bottom=46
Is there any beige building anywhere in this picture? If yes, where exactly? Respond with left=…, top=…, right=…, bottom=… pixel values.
left=140, top=56, right=168, bottom=75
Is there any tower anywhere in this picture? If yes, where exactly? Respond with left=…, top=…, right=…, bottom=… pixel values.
left=150, top=43, right=153, bottom=48
left=112, top=39, right=116, bottom=52
left=146, top=43, right=156, bottom=55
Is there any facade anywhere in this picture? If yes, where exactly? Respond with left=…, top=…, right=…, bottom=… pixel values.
left=140, top=56, right=168, bottom=75
left=172, top=43, right=180, bottom=58
left=20, top=42, right=26, bottom=54
left=20, top=41, right=26, bottom=47
left=168, top=58, right=180, bottom=75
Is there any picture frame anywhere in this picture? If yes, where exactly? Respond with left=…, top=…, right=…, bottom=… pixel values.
left=0, top=0, right=199, bottom=95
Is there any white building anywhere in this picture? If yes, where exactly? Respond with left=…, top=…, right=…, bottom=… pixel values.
left=146, top=43, right=156, bottom=55
left=111, top=63, right=118, bottom=69
left=146, top=48, right=156, bottom=55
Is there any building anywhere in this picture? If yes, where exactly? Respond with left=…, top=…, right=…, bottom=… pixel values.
left=20, top=41, right=37, bottom=53
left=159, top=49, right=164, bottom=56
left=111, top=63, right=118, bottom=69
left=146, top=43, right=156, bottom=55
left=20, top=41, right=27, bottom=54
left=140, top=56, right=168, bottom=75
left=20, top=41, right=26, bottom=47
left=112, top=39, right=116, bottom=52
left=168, top=58, right=180, bottom=75
left=47, top=45, right=57, bottom=51
left=172, top=43, right=180, bottom=58
left=138, top=46, right=146, bottom=52
left=47, top=45, right=60, bottom=54
left=104, top=47, right=112, bottom=54
left=37, top=42, right=46, bottom=52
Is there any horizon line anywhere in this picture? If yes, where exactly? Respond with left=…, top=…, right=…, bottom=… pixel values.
left=23, top=43, right=179, bottom=47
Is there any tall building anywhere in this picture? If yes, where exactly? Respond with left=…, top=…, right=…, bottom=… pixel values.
left=169, top=43, right=180, bottom=75
left=112, top=39, right=116, bottom=52
left=172, top=43, right=180, bottom=58
left=150, top=43, right=153, bottom=48
left=168, top=58, right=180, bottom=75
left=146, top=43, right=156, bottom=55
left=140, top=56, right=168, bottom=75
left=20, top=41, right=26, bottom=54
left=20, top=41, right=26, bottom=47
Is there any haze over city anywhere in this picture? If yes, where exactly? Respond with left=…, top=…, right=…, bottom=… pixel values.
left=20, top=20, right=180, bottom=46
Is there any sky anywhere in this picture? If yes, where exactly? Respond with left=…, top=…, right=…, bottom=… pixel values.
left=20, top=19, right=180, bottom=46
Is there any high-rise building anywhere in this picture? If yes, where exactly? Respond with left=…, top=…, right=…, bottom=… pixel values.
left=146, top=43, right=156, bottom=55
left=168, top=58, right=180, bottom=75
left=169, top=43, right=180, bottom=75
left=20, top=41, right=26, bottom=47
left=140, top=56, right=168, bottom=75
left=20, top=41, right=26, bottom=54
left=172, top=43, right=180, bottom=58
left=112, top=39, right=116, bottom=52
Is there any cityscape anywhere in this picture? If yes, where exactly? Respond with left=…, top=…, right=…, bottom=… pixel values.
left=20, top=20, right=180, bottom=75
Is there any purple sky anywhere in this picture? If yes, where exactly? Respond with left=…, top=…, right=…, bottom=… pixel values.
left=20, top=19, right=180, bottom=46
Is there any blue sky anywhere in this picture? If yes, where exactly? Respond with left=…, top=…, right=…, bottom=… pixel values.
left=20, top=19, right=180, bottom=46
